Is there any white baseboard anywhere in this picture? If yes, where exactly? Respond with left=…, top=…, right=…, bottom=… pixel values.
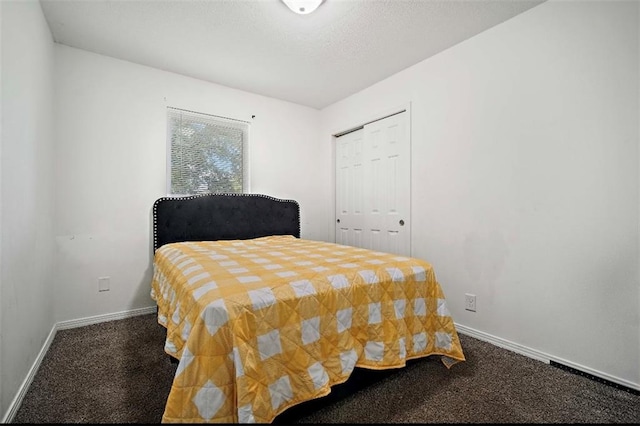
left=1, top=324, right=57, bottom=424
left=1, top=305, right=158, bottom=423
left=455, top=323, right=640, bottom=392
left=455, top=323, right=551, bottom=364
left=56, top=306, right=157, bottom=330
left=547, top=354, right=640, bottom=392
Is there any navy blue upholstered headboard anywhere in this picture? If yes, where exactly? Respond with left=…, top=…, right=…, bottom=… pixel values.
left=152, top=193, right=300, bottom=252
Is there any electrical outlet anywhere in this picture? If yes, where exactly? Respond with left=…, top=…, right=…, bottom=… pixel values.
left=465, top=293, right=476, bottom=312
left=98, top=277, right=110, bottom=292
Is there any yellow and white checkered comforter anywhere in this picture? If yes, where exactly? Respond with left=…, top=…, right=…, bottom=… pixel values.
left=151, top=235, right=465, bottom=423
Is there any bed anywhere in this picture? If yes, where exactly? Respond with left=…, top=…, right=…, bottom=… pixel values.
left=151, top=193, right=466, bottom=423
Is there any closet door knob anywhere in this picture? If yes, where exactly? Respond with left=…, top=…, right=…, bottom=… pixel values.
left=399, top=219, right=405, bottom=226
left=336, top=219, right=341, bottom=223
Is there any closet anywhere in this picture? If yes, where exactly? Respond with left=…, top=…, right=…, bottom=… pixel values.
left=335, top=111, right=410, bottom=256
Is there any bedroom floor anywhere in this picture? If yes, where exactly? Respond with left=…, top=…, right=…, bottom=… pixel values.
left=12, top=313, right=640, bottom=424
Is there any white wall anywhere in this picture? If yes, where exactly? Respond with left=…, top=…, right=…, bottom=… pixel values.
left=0, top=1, right=3, bottom=417
left=53, top=45, right=323, bottom=323
left=321, top=0, right=639, bottom=389
left=0, top=0, right=56, bottom=418
left=1, top=2, right=637, bottom=420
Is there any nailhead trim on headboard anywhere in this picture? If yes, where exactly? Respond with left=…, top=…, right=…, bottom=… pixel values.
left=152, top=193, right=301, bottom=252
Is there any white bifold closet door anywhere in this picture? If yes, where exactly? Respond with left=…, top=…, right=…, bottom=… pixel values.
left=335, top=111, right=410, bottom=256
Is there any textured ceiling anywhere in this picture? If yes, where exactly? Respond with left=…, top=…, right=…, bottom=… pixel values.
left=40, top=0, right=545, bottom=109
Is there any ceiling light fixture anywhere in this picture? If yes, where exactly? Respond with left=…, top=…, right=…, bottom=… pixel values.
left=282, top=0, right=324, bottom=15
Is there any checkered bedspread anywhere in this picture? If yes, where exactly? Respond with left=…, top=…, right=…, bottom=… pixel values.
left=151, top=235, right=465, bottom=423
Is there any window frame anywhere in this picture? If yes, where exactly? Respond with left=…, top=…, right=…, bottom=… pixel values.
left=165, top=107, right=251, bottom=196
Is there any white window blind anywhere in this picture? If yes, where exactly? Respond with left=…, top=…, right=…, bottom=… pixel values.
left=167, top=107, right=249, bottom=195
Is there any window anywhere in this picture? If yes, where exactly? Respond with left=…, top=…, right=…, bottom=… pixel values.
left=167, top=107, right=249, bottom=195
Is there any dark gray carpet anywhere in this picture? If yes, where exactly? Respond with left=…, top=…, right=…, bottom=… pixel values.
left=11, top=313, right=640, bottom=424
